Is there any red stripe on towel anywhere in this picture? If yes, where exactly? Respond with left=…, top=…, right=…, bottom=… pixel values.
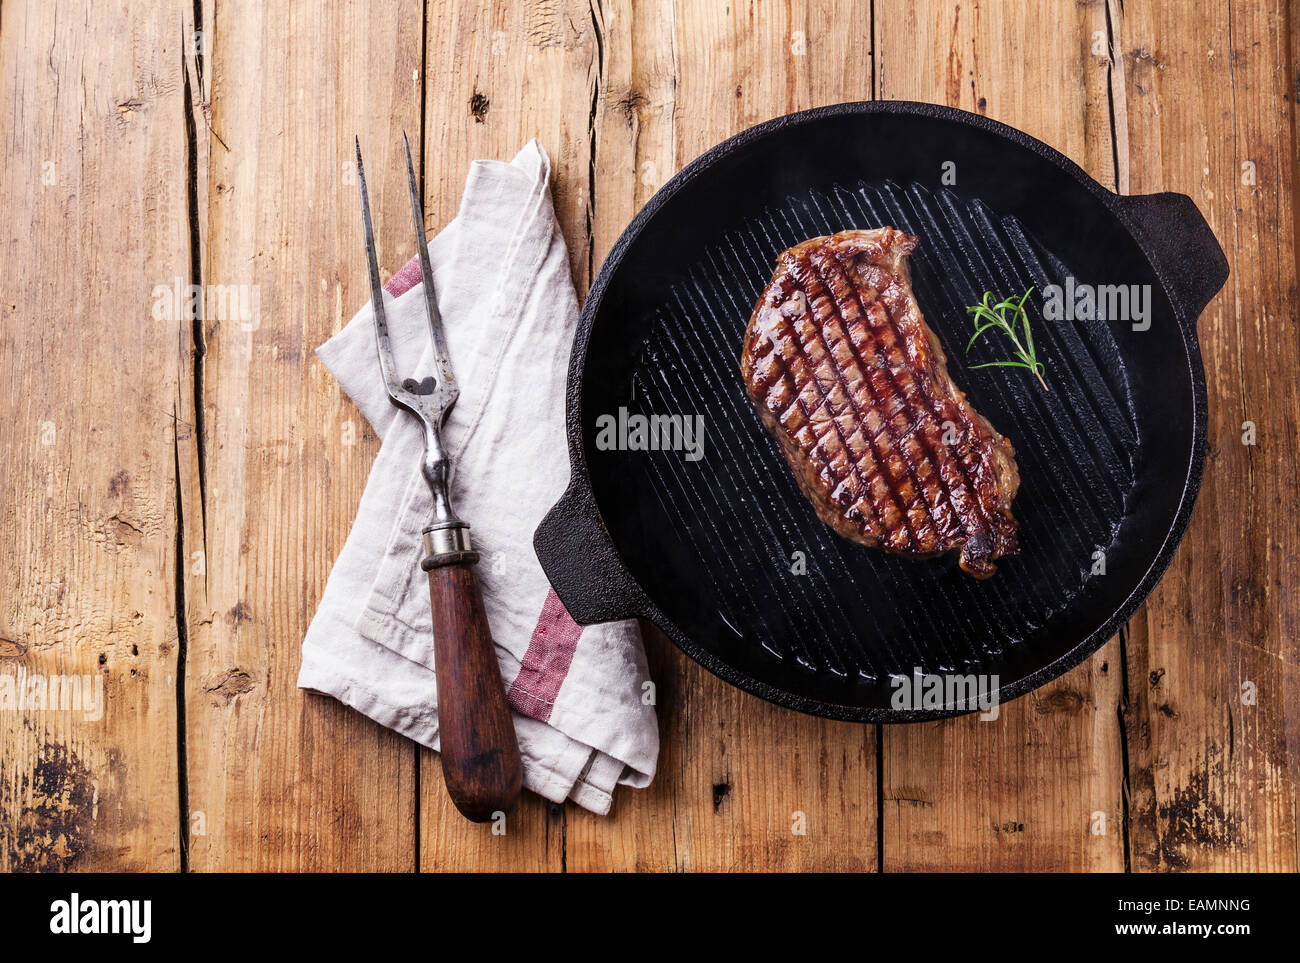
left=508, top=588, right=584, bottom=722
left=384, top=255, right=424, bottom=297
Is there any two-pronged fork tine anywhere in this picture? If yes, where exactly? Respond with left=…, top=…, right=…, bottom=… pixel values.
left=401, top=131, right=458, bottom=416
left=354, top=134, right=522, bottom=823
left=355, top=136, right=456, bottom=529
left=355, top=137, right=403, bottom=403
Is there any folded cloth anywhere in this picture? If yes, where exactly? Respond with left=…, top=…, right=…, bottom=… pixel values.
left=298, top=141, right=658, bottom=815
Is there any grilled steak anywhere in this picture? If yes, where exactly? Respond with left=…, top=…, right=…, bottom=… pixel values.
left=740, top=228, right=1020, bottom=578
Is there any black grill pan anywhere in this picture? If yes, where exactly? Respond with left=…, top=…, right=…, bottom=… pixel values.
left=534, top=101, right=1228, bottom=721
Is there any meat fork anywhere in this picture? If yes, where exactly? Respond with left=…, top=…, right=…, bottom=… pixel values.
left=355, top=134, right=522, bottom=822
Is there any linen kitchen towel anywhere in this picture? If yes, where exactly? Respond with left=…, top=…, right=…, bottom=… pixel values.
left=298, top=141, right=659, bottom=815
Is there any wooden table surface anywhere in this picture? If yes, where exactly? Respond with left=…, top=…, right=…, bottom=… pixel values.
left=1, top=0, right=1296, bottom=873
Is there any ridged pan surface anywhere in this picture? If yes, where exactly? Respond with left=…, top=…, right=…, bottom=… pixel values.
left=628, top=181, right=1135, bottom=678
left=565, top=103, right=1213, bottom=719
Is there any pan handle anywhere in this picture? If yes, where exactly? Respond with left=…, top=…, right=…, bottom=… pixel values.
left=534, top=475, right=651, bottom=626
left=1119, top=191, right=1229, bottom=325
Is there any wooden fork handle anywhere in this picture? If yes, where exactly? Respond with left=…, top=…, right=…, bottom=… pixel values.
left=424, top=550, right=523, bottom=822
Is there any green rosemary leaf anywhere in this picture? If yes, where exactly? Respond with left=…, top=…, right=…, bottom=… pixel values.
left=963, top=286, right=1047, bottom=391
left=965, top=323, right=1001, bottom=352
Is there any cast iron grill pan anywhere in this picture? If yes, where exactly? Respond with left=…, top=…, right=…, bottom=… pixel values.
left=535, top=103, right=1227, bottom=721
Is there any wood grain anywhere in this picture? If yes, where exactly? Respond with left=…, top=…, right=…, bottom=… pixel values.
left=0, top=1, right=188, bottom=871
left=182, top=0, right=424, bottom=871
left=415, top=0, right=596, bottom=870
left=564, top=0, right=879, bottom=872
left=0, top=0, right=1295, bottom=873
left=1116, top=0, right=1299, bottom=871
left=872, top=0, right=1127, bottom=872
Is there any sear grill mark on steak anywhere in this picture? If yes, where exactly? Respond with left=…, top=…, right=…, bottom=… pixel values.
left=740, top=228, right=1020, bottom=578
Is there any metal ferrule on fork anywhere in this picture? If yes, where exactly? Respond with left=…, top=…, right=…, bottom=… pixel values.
left=422, top=522, right=474, bottom=567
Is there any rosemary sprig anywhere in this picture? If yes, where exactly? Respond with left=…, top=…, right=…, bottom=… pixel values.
left=964, top=286, right=1048, bottom=391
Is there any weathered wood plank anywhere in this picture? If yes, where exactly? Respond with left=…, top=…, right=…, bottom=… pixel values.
left=562, top=0, right=878, bottom=872
left=5, top=0, right=1294, bottom=875
left=183, top=0, right=424, bottom=871
left=1117, top=0, right=1299, bottom=871
left=414, top=0, right=598, bottom=870
left=874, top=0, right=1127, bottom=872
left=0, top=1, right=188, bottom=870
